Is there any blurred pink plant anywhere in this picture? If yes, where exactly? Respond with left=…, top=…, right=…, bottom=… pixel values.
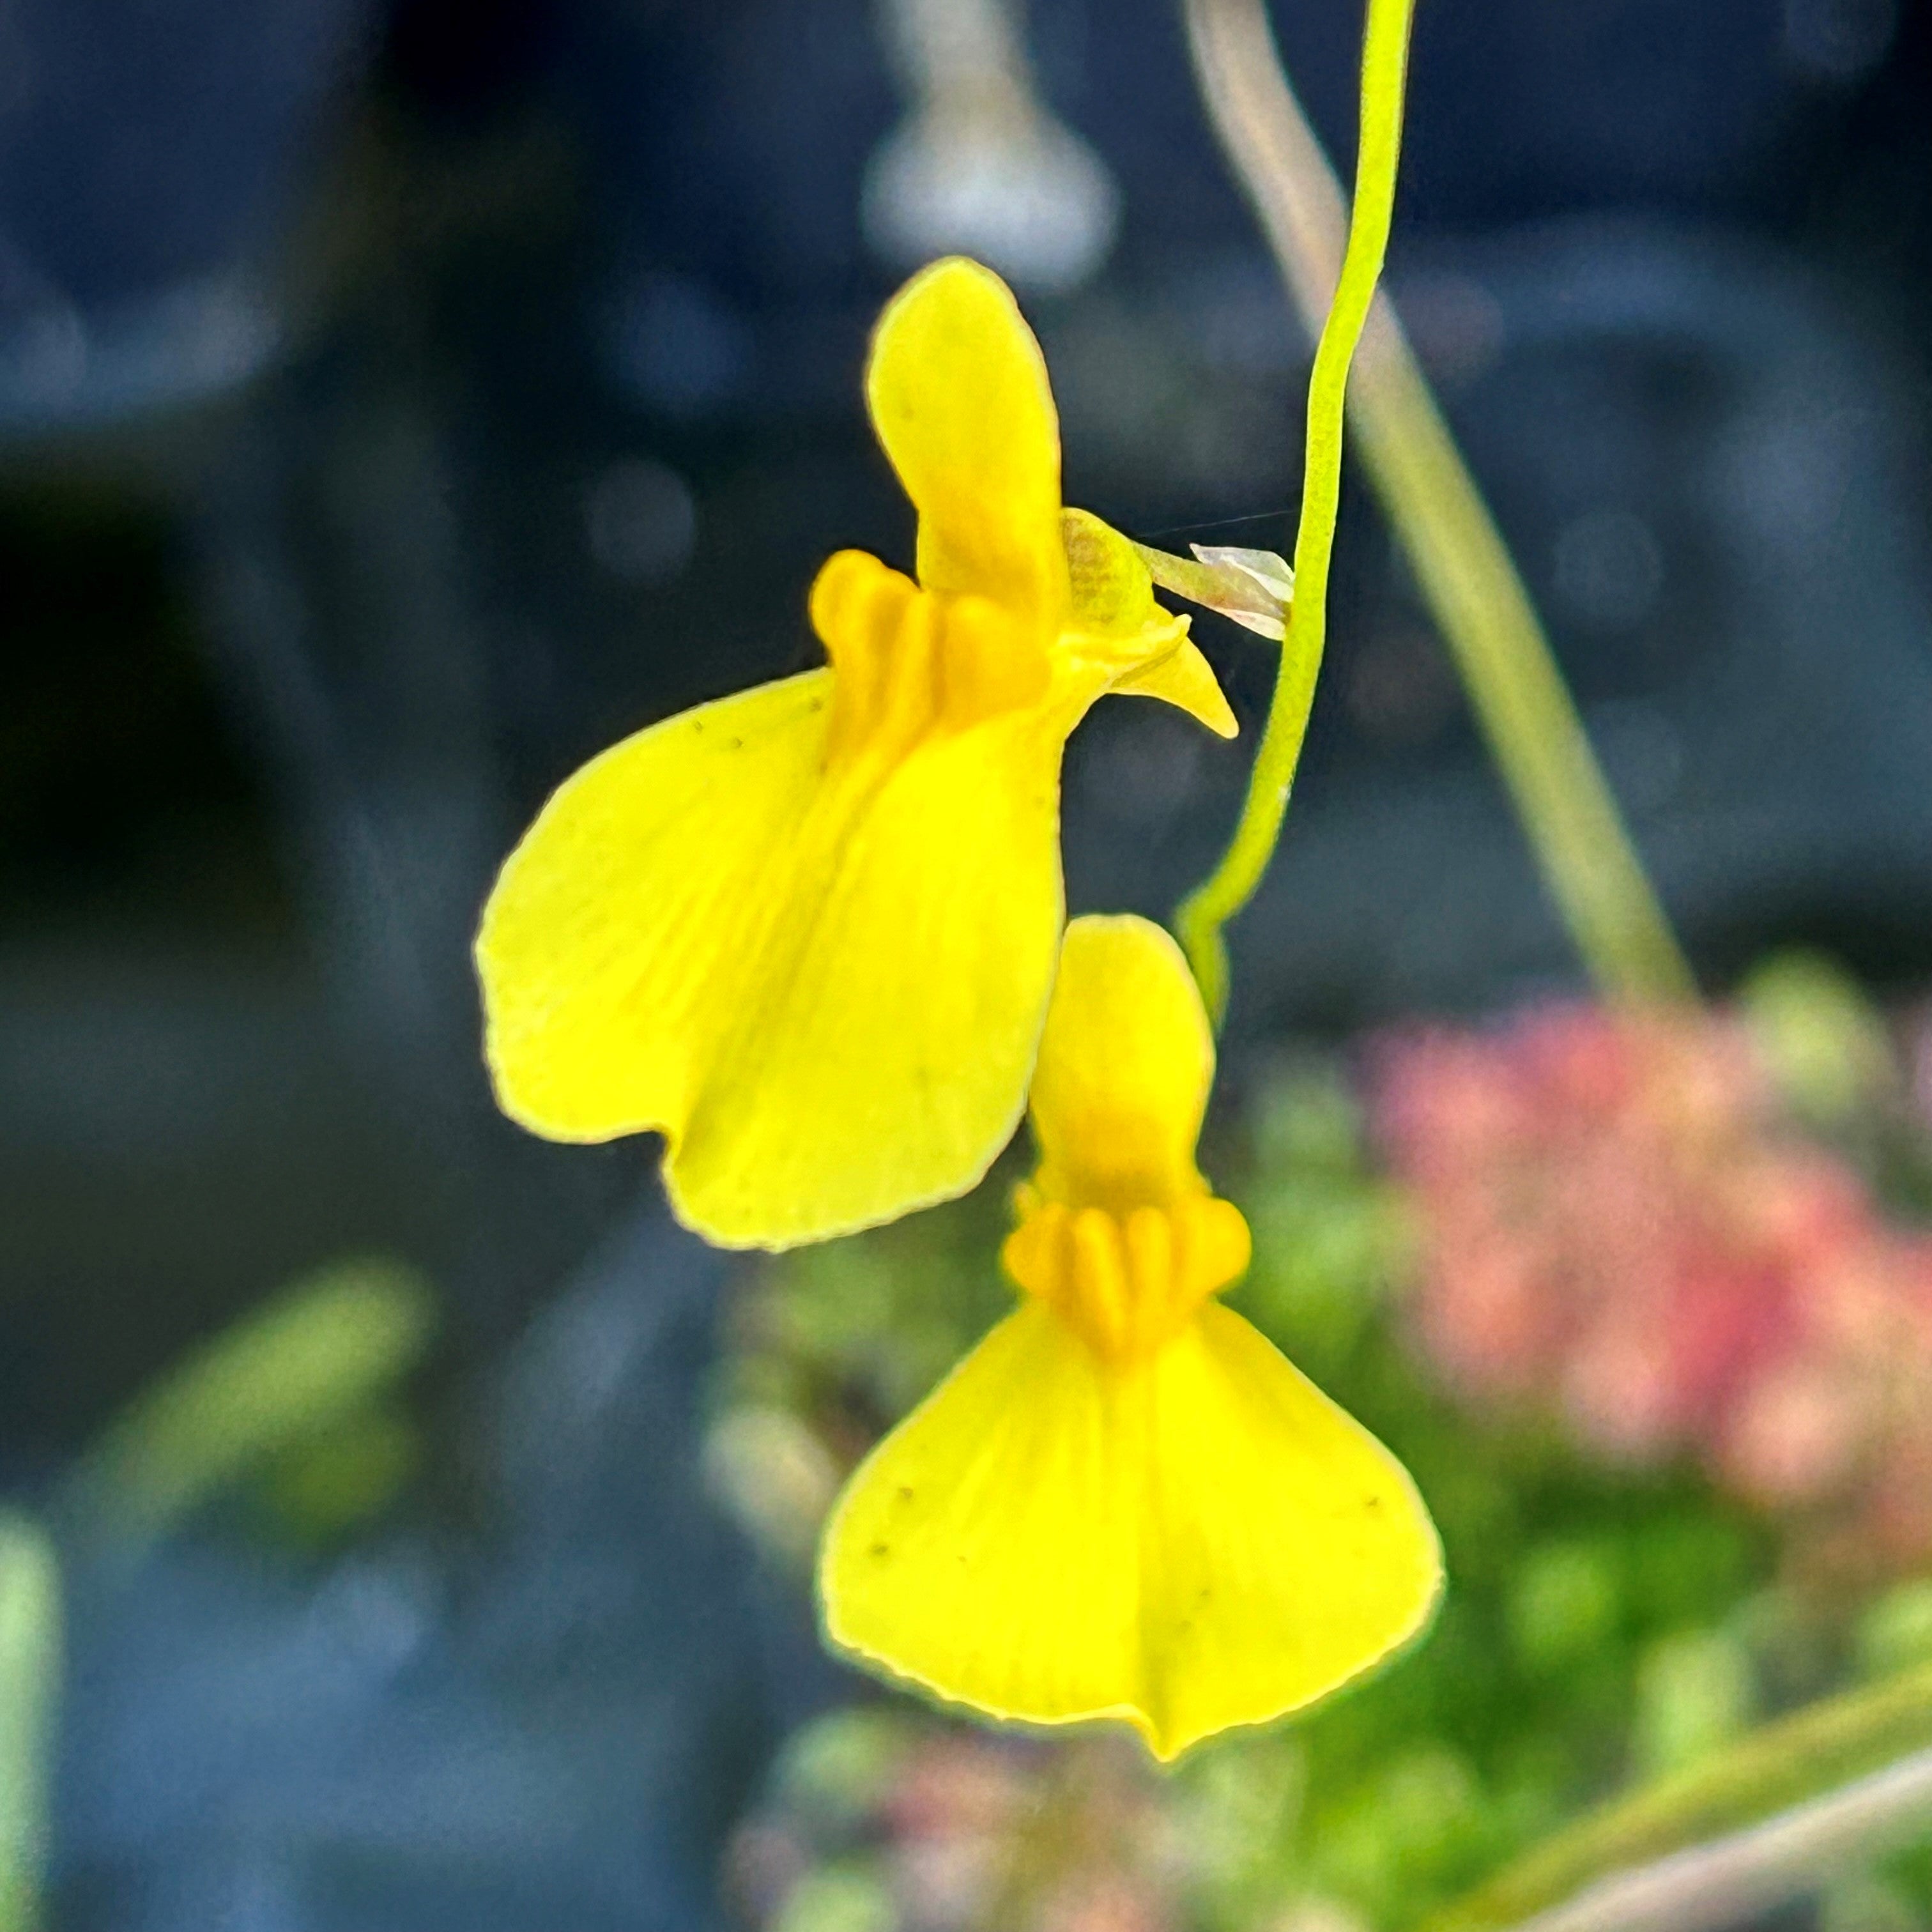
left=1371, top=1002, right=1932, bottom=1567
left=728, top=1721, right=1182, bottom=1932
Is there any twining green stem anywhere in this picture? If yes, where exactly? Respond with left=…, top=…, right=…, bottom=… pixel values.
left=1174, top=0, right=1414, bottom=1023
left=0, top=1517, right=58, bottom=1932
left=1178, top=0, right=1694, bottom=1016
left=1422, top=1657, right=1932, bottom=1932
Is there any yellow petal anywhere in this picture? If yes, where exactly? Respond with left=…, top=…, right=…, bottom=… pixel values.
left=1062, top=507, right=1164, bottom=640
left=666, top=705, right=1068, bottom=1248
left=475, top=670, right=834, bottom=1145
left=1029, top=914, right=1215, bottom=1212
left=1060, top=507, right=1238, bottom=739
left=866, top=257, right=1071, bottom=627
left=820, top=1298, right=1443, bottom=1761
left=477, top=672, right=1068, bottom=1250
left=1112, top=636, right=1239, bottom=739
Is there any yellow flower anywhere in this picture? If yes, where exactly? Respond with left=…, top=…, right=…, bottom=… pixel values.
left=820, top=914, right=1442, bottom=1761
left=474, top=258, right=1235, bottom=1250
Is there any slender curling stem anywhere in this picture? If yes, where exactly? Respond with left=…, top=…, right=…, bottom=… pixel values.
left=1422, top=1656, right=1932, bottom=1932
left=1174, top=0, right=1414, bottom=1023
left=1178, top=0, right=1694, bottom=1015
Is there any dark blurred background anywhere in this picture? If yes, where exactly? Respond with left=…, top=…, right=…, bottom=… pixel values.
left=3, top=1, right=1931, bottom=1925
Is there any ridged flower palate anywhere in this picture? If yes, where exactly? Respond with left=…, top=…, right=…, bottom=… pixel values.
left=474, top=257, right=1235, bottom=1250
left=820, top=914, right=1443, bottom=1761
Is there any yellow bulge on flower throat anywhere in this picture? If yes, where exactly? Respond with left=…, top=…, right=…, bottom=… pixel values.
left=473, top=257, right=1236, bottom=1252
left=820, top=916, right=1443, bottom=1762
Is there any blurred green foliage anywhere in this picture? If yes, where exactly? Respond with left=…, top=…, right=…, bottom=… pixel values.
left=774, top=1864, right=898, bottom=1932
left=0, top=1517, right=57, bottom=1932
left=66, top=1256, right=434, bottom=1556
left=1740, top=949, right=1932, bottom=1223
left=0, top=1257, right=433, bottom=1931
left=1739, top=951, right=1898, bottom=1131
left=1861, top=1586, right=1932, bottom=1684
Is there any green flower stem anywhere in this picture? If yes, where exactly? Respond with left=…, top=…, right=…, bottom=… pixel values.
left=1177, top=0, right=1694, bottom=1019
left=1421, top=1657, right=1932, bottom=1932
left=0, top=1517, right=58, bottom=1932
left=1174, top=0, right=1414, bottom=1023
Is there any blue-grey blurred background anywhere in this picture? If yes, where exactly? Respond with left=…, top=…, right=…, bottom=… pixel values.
left=3, top=1, right=1931, bottom=1925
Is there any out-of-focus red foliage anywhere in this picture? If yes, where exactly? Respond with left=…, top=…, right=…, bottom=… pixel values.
left=727, top=1723, right=1181, bottom=1932
left=1370, top=1003, right=1932, bottom=1568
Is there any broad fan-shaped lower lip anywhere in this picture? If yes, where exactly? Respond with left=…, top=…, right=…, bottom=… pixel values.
left=819, top=1298, right=1443, bottom=1761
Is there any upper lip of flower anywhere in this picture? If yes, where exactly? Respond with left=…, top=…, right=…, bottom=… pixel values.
left=811, top=263, right=1236, bottom=776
